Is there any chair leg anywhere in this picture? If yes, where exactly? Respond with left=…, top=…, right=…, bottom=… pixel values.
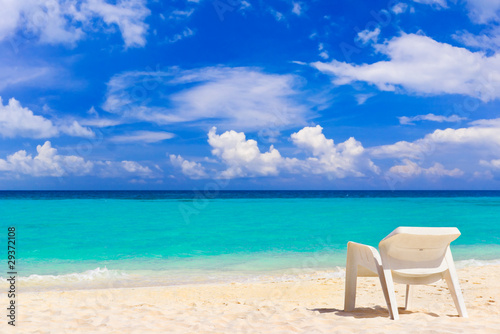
left=443, top=269, right=468, bottom=318
left=405, top=284, right=412, bottom=310
left=379, top=268, right=399, bottom=320
left=344, top=262, right=358, bottom=312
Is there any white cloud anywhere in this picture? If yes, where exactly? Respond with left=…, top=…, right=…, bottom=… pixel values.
left=169, top=154, right=208, bottom=179
left=391, top=3, right=409, bottom=14
left=167, top=27, right=195, bottom=44
left=398, top=113, right=467, bottom=125
left=59, top=121, right=96, bottom=138
left=0, top=63, right=52, bottom=91
left=318, top=43, right=329, bottom=59
left=182, top=125, right=380, bottom=180
left=168, top=9, right=195, bottom=20
left=80, top=118, right=124, bottom=128
left=0, top=97, right=58, bottom=138
left=0, top=141, right=93, bottom=177
left=0, top=0, right=150, bottom=48
left=451, top=1, right=500, bottom=52
left=0, top=97, right=94, bottom=138
left=454, top=25, right=500, bottom=52
left=94, top=160, right=157, bottom=178
left=121, top=160, right=153, bottom=176
left=355, top=93, right=375, bottom=105
left=102, top=66, right=312, bottom=131
left=370, top=117, right=500, bottom=159
left=291, top=125, right=380, bottom=178
left=269, top=8, right=285, bottom=21
left=480, top=159, right=500, bottom=169
left=0, top=141, right=161, bottom=179
left=412, top=0, right=447, bottom=8
left=110, top=131, right=174, bottom=143
left=207, top=127, right=285, bottom=178
left=170, top=124, right=498, bottom=182
left=312, top=33, right=500, bottom=102
left=464, top=0, right=500, bottom=24
left=388, top=159, right=463, bottom=178
left=356, top=27, right=381, bottom=45
left=292, top=2, right=302, bottom=16
left=83, top=0, right=150, bottom=48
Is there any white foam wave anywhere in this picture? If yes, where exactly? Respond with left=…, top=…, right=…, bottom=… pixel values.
left=0, top=267, right=131, bottom=291
left=1, top=260, right=498, bottom=292
left=455, top=258, right=500, bottom=268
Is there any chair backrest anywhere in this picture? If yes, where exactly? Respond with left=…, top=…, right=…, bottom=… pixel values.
left=378, top=227, right=460, bottom=272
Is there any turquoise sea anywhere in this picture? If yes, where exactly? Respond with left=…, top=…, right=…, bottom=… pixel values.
left=1, top=191, right=500, bottom=291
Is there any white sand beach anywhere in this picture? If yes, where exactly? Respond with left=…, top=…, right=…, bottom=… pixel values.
left=1, top=265, right=499, bottom=333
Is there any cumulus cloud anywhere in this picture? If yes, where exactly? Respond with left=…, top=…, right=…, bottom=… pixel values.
left=170, top=125, right=380, bottom=180
left=207, top=127, right=286, bottom=178
left=102, top=66, right=313, bottom=131
left=388, top=159, right=463, bottom=178
left=291, top=125, right=380, bottom=178
left=0, top=97, right=58, bottom=138
left=0, top=0, right=150, bottom=47
left=0, top=141, right=159, bottom=179
left=311, top=33, right=500, bottom=102
left=169, top=121, right=500, bottom=182
left=398, top=113, right=467, bottom=125
left=0, top=97, right=94, bottom=139
left=0, top=141, right=93, bottom=177
left=110, top=131, right=174, bottom=143
left=169, top=154, right=208, bottom=179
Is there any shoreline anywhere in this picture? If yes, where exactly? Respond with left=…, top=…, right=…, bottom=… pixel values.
left=1, top=265, right=499, bottom=333
left=1, top=258, right=498, bottom=295
left=3, top=258, right=499, bottom=292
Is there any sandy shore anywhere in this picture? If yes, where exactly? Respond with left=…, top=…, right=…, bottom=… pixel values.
left=1, top=265, right=499, bottom=333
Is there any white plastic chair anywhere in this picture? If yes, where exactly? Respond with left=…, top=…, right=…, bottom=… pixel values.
left=344, top=226, right=468, bottom=320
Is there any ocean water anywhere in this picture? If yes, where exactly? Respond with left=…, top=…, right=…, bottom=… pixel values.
left=1, top=191, right=500, bottom=290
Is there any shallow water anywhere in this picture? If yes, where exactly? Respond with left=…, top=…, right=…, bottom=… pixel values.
left=1, top=191, right=499, bottom=290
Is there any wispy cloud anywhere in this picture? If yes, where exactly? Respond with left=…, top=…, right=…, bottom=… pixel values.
left=110, top=131, right=174, bottom=143
left=398, top=113, right=467, bottom=125
left=102, top=66, right=315, bottom=132
left=166, top=27, right=195, bottom=44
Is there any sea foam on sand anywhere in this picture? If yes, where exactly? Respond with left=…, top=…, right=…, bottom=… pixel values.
left=0, top=265, right=499, bottom=333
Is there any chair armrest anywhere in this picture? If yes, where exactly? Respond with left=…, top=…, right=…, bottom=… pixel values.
left=347, top=241, right=383, bottom=277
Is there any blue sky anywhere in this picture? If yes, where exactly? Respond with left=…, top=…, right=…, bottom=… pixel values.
left=1, top=0, right=500, bottom=190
